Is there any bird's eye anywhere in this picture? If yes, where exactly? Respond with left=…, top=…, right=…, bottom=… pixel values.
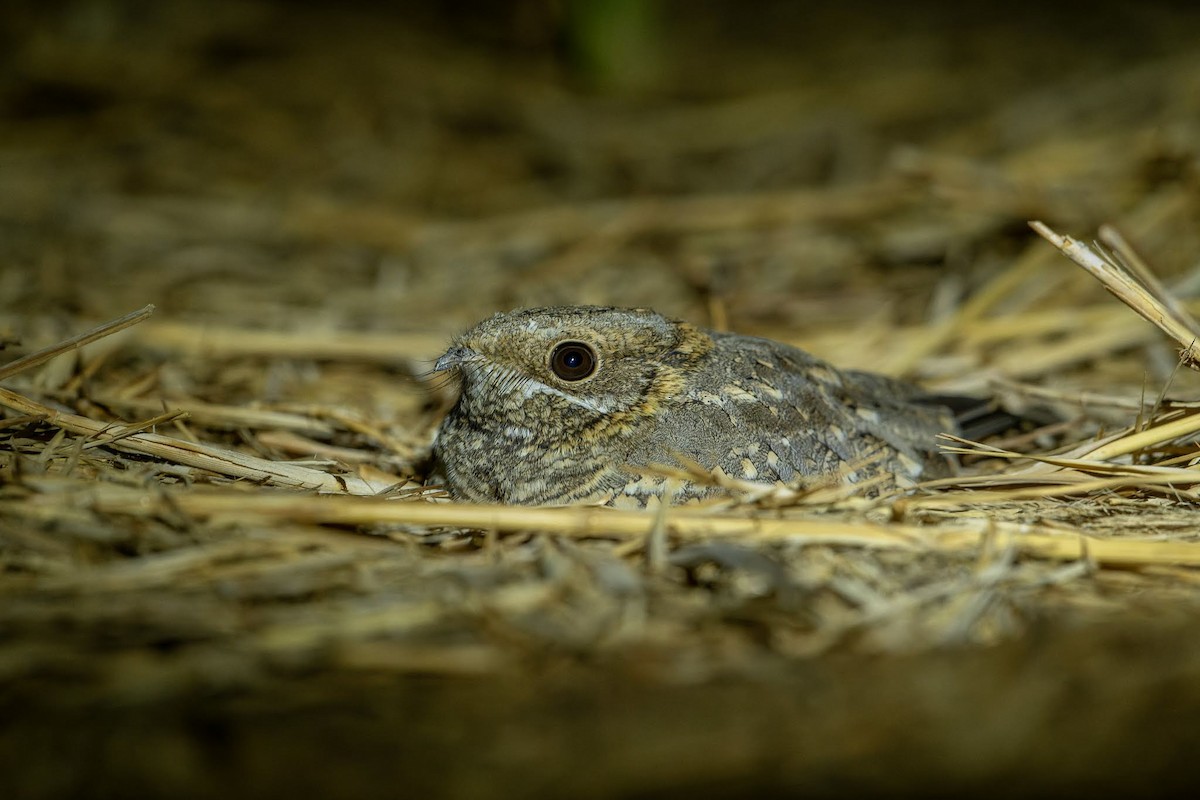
left=549, top=341, right=597, bottom=381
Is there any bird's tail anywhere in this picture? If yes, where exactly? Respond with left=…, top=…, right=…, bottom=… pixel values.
left=915, top=394, right=1037, bottom=441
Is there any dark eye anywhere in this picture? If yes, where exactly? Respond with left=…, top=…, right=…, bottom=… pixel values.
left=549, top=341, right=597, bottom=381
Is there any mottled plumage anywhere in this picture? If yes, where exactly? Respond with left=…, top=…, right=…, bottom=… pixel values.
left=432, top=306, right=957, bottom=506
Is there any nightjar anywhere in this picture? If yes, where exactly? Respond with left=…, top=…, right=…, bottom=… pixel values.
left=432, top=306, right=967, bottom=507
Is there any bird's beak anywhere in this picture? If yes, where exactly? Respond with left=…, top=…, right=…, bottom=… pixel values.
left=434, top=345, right=481, bottom=372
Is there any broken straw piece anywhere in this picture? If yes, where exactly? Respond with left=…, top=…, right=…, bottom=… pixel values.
left=1029, top=221, right=1200, bottom=368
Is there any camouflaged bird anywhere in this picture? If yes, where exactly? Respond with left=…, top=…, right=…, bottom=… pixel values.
left=432, top=306, right=960, bottom=507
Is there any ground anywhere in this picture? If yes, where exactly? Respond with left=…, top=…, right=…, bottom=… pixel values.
left=3, top=1, right=1200, bottom=797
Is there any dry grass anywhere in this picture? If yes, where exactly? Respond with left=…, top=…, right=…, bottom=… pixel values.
left=5, top=227, right=1200, bottom=663
left=4, top=2, right=1200, bottom=797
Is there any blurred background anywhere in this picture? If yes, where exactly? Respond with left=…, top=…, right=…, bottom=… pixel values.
left=4, top=0, right=1199, bottom=341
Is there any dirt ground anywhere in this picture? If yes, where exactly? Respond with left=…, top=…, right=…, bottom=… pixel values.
left=4, top=1, right=1200, bottom=797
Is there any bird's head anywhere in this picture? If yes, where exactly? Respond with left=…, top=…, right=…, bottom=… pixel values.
left=434, top=306, right=713, bottom=437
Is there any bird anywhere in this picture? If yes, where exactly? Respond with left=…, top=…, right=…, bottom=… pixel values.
left=431, top=305, right=981, bottom=507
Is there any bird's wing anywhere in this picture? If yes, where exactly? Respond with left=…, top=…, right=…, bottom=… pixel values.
left=661, top=334, right=953, bottom=484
